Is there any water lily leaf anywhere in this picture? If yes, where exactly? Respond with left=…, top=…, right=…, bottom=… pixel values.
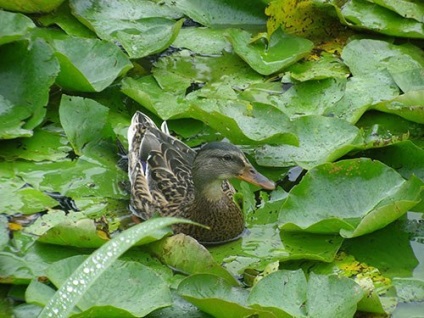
left=287, top=53, right=349, bottom=81
left=45, top=256, right=172, bottom=317
left=269, top=78, right=346, bottom=119
left=248, top=270, right=364, bottom=318
left=39, top=217, right=193, bottom=318
left=38, top=2, right=96, bottom=38
left=393, top=278, right=424, bottom=302
left=0, top=127, right=71, bottom=161
left=161, top=0, right=267, bottom=28
left=173, top=27, right=232, bottom=55
left=51, top=37, right=132, bottom=92
left=324, top=75, right=399, bottom=123
left=341, top=0, right=424, bottom=38
left=226, top=28, right=314, bottom=75
left=121, top=76, right=189, bottom=120
left=26, top=211, right=107, bottom=248
left=149, top=234, right=238, bottom=285
left=59, top=95, right=113, bottom=156
left=0, top=39, right=59, bottom=139
left=254, top=116, right=363, bottom=169
left=178, top=274, right=274, bottom=318
left=70, top=0, right=184, bottom=58
left=0, top=0, right=65, bottom=13
left=0, top=215, right=9, bottom=251
left=372, top=90, right=424, bottom=124
left=14, top=157, right=127, bottom=199
left=189, top=99, right=297, bottom=144
left=279, top=158, right=424, bottom=237
left=0, top=11, right=35, bottom=45
left=153, top=50, right=263, bottom=94
left=341, top=38, right=424, bottom=84
left=368, top=0, right=424, bottom=23
left=0, top=239, right=87, bottom=284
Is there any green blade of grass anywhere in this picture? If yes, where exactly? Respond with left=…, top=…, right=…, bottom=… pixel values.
left=38, top=217, right=194, bottom=318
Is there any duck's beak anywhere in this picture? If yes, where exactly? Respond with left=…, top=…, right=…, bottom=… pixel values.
left=237, top=165, right=275, bottom=190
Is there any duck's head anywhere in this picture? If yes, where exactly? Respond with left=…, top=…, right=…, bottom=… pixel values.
left=192, top=142, right=275, bottom=194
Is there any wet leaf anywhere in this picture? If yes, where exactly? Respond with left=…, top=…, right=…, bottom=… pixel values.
left=0, top=39, right=59, bottom=139
left=161, top=0, right=267, bottom=28
left=368, top=0, right=424, bottom=23
left=341, top=0, right=424, bottom=38
left=279, top=159, right=424, bottom=237
left=51, top=37, right=132, bottom=92
left=248, top=270, right=364, bottom=318
left=226, top=28, right=313, bottom=75
left=38, top=217, right=194, bottom=318
left=149, top=234, right=238, bottom=285
left=45, top=256, right=172, bottom=317
left=0, top=10, right=35, bottom=45
left=0, top=0, right=65, bottom=13
left=70, top=0, right=184, bottom=58
left=173, top=27, right=232, bottom=55
left=254, top=116, right=363, bottom=169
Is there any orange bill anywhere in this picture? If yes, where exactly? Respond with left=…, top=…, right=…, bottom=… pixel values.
left=237, top=166, right=275, bottom=190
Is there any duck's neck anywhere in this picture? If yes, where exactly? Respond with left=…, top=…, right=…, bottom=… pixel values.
left=194, top=179, right=226, bottom=202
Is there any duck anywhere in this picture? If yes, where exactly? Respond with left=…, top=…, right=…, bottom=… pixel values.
left=127, top=111, right=275, bottom=244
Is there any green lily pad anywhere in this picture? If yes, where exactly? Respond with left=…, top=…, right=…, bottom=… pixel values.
left=153, top=50, right=263, bottom=94
left=172, top=27, right=232, bottom=55
left=70, top=0, right=184, bottom=58
left=45, top=256, right=172, bottom=317
left=0, top=127, right=71, bottom=161
left=287, top=53, right=350, bottom=81
left=372, top=90, right=424, bottom=124
left=324, top=75, right=400, bottom=123
left=0, top=0, right=65, bottom=13
left=59, top=95, right=113, bottom=156
left=51, top=37, right=132, bottom=92
left=254, top=116, right=363, bottom=169
left=178, top=274, right=272, bottom=318
left=248, top=270, right=364, bottom=318
left=0, top=11, right=35, bottom=45
left=0, top=39, right=59, bottom=139
left=226, top=28, right=314, bottom=75
left=341, top=0, right=424, bottom=38
left=368, top=0, right=424, bottom=23
left=279, top=158, right=424, bottom=237
left=160, top=0, right=267, bottom=28
left=149, top=234, right=238, bottom=285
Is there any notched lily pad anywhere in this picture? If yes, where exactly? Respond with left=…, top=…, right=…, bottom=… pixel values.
left=226, top=28, right=314, bottom=75
left=279, top=158, right=424, bottom=237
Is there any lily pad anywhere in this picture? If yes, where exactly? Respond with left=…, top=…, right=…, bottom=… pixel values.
left=70, top=0, right=184, bottom=58
left=372, top=90, right=424, bottom=124
left=248, top=270, right=364, bottom=318
left=0, top=0, right=65, bottom=13
left=341, top=0, right=424, bottom=38
left=254, top=115, right=363, bottom=169
left=279, top=158, right=424, bottom=237
left=0, top=11, right=35, bottom=45
left=0, top=39, right=59, bottom=139
left=226, top=28, right=314, bottom=75
left=148, top=234, right=238, bottom=285
left=51, top=36, right=132, bottom=92
left=45, top=256, right=172, bottom=317
left=160, top=0, right=267, bottom=28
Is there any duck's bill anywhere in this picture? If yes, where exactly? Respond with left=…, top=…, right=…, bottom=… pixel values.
left=237, top=166, right=275, bottom=190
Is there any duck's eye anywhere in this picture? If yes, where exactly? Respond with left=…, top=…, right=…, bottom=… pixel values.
left=222, top=154, right=232, bottom=161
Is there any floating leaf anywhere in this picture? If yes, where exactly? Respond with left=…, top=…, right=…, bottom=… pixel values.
left=38, top=217, right=193, bottom=318
left=70, top=0, right=184, bottom=58
left=0, top=39, right=59, bottom=139
left=0, top=11, right=35, bottom=45
left=279, top=158, right=424, bottom=237
left=254, top=116, right=363, bottom=169
left=226, top=28, right=313, bottom=75
left=0, top=0, right=65, bottom=13
left=368, top=0, right=424, bottom=23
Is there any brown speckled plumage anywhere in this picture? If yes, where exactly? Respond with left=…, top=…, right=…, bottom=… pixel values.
left=127, top=111, right=275, bottom=244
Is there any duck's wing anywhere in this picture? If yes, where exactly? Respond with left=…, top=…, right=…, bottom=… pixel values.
left=128, top=111, right=196, bottom=218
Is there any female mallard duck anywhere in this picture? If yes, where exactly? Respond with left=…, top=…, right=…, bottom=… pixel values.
left=128, top=111, right=275, bottom=244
